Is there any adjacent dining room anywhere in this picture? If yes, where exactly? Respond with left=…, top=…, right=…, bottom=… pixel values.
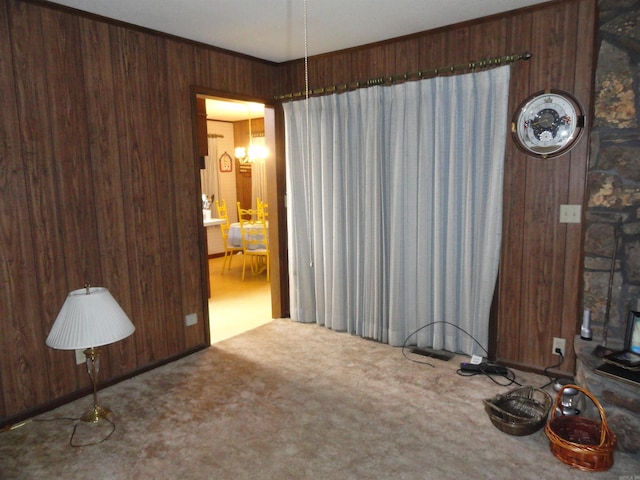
left=199, top=96, right=273, bottom=344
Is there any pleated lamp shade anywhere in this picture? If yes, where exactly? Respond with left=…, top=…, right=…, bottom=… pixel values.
left=46, top=287, right=135, bottom=350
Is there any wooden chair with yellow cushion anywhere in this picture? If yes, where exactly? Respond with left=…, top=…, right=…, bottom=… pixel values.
left=256, top=198, right=269, bottom=219
left=237, top=202, right=269, bottom=281
left=215, top=199, right=243, bottom=274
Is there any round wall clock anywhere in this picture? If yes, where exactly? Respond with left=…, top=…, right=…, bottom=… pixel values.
left=512, top=89, right=585, bottom=159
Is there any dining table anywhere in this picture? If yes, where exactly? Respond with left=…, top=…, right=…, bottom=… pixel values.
left=227, top=221, right=268, bottom=248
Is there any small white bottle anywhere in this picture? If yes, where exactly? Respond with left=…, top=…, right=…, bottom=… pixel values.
left=580, top=309, right=592, bottom=341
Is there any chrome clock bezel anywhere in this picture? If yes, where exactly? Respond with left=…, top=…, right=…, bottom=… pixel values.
left=512, top=90, right=585, bottom=159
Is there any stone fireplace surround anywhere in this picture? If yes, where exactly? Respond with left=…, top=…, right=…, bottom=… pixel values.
left=574, top=335, right=639, bottom=458
left=572, top=1, right=640, bottom=460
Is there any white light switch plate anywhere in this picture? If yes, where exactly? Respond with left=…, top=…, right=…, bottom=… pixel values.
left=559, top=204, right=581, bottom=223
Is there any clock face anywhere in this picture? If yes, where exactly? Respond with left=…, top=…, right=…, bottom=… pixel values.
left=512, top=90, right=584, bottom=158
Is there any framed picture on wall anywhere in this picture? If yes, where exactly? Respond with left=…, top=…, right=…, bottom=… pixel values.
left=219, top=152, right=233, bottom=172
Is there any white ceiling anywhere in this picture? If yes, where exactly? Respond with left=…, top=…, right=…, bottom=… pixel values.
left=46, top=0, right=550, bottom=63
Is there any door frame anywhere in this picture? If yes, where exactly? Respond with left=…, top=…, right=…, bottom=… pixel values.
left=190, top=86, right=288, bottom=335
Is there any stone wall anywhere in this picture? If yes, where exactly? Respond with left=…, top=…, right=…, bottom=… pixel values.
left=575, top=337, right=640, bottom=455
left=584, top=1, right=640, bottom=348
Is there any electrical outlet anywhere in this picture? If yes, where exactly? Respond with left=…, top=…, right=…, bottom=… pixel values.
left=75, top=349, right=85, bottom=365
left=552, top=337, right=566, bottom=356
left=185, top=313, right=198, bottom=327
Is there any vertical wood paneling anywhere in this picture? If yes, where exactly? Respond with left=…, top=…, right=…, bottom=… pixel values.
left=469, top=18, right=506, bottom=59
left=42, top=9, right=99, bottom=288
left=280, top=58, right=306, bottom=96
left=166, top=42, right=207, bottom=349
left=447, top=26, right=471, bottom=66
left=559, top=0, right=598, bottom=365
left=520, top=4, right=572, bottom=367
left=520, top=2, right=581, bottom=372
left=494, top=1, right=594, bottom=374
left=496, top=11, right=534, bottom=366
left=393, top=37, right=418, bottom=75
left=148, top=36, right=186, bottom=358
left=78, top=17, right=137, bottom=376
left=7, top=1, right=73, bottom=407
left=41, top=7, right=99, bottom=394
left=0, top=0, right=15, bottom=418
left=327, top=52, right=351, bottom=89
left=418, top=30, right=450, bottom=70
left=111, top=27, right=170, bottom=364
left=0, top=0, right=50, bottom=414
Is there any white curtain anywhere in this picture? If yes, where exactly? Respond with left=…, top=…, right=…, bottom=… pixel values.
left=201, top=137, right=220, bottom=205
left=251, top=140, right=268, bottom=209
left=284, top=66, right=510, bottom=356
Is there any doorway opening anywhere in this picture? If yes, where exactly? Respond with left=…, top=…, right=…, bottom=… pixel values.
left=196, top=93, right=275, bottom=344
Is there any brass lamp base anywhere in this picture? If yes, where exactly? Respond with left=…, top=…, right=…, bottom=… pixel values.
left=81, top=405, right=112, bottom=423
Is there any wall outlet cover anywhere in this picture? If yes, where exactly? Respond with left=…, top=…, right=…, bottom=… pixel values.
left=75, top=349, right=85, bottom=365
left=552, top=337, right=566, bottom=356
left=559, top=204, right=581, bottom=224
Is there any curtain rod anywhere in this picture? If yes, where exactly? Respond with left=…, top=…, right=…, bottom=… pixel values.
left=207, top=133, right=224, bottom=138
left=275, top=51, right=531, bottom=101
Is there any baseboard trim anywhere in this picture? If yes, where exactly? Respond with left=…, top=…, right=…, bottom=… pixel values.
left=0, top=343, right=210, bottom=430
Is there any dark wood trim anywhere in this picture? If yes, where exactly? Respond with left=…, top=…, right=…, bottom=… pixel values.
left=190, top=86, right=286, bottom=320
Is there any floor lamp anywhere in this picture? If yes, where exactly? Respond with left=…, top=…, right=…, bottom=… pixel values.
left=46, top=285, right=135, bottom=423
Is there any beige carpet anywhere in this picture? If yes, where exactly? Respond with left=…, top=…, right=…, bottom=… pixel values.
left=1, top=319, right=638, bottom=479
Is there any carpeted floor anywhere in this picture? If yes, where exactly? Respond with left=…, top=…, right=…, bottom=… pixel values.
left=1, top=319, right=638, bottom=479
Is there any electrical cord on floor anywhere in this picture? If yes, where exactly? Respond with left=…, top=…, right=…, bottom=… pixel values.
left=69, top=417, right=116, bottom=447
left=455, top=363, right=522, bottom=387
left=402, top=320, right=495, bottom=370
left=2, top=416, right=115, bottom=447
left=401, top=320, right=553, bottom=387
left=401, top=320, right=490, bottom=368
left=538, top=349, right=565, bottom=390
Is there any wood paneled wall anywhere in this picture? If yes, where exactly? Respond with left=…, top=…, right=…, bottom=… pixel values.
left=0, top=0, right=277, bottom=424
left=278, top=0, right=596, bottom=376
left=1, top=0, right=595, bottom=424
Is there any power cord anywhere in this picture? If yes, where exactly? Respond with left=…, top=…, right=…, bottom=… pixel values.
left=401, top=320, right=519, bottom=384
left=2, top=416, right=115, bottom=447
left=401, top=320, right=490, bottom=368
left=538, top=349, right=565, bottom=389
left=401, top=320, right=566, bottom=389
left=456, top=363, right=521, bottom=387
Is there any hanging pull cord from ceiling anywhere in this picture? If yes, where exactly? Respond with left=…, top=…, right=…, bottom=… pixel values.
left=275, top=51, right=532, bottom=101
left=302, top=0, right=314, bottom=269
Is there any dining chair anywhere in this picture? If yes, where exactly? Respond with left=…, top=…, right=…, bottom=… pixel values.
left=237, top=202, right=269, bottom=281
left=257, top=198, right=269, bottom=219
left=215, top=199, right=243, bottom=274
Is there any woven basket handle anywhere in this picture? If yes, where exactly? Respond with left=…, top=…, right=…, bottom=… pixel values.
left=550, top=384, right=611, bottom=447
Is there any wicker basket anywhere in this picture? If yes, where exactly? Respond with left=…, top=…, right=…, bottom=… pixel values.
left=483, top=386, right=552, bottom=436
left=544, top=384, right=616, bottom=472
